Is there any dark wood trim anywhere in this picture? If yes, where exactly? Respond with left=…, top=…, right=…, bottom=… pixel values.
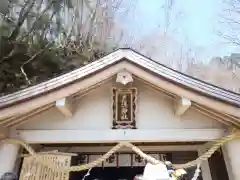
left=208, top=148, right=230, bottom=180
left=38, top=142, right=206, bottom=148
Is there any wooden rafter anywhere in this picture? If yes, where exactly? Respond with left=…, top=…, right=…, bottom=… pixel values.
left=4, top=104, right=53, bottom=128
left=193, top=103, right=240, bottom=129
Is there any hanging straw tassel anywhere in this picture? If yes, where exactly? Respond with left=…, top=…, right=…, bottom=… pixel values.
left=191, top=163, right=201, bottom=180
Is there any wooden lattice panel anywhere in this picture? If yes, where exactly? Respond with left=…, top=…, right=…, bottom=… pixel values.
left=19, top=155, right=71, bottom=180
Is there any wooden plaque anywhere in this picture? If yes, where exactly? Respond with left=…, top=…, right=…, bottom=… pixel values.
left=19, top=155, right=71, bottom=180
left=112, top=88, right=137, bottom=129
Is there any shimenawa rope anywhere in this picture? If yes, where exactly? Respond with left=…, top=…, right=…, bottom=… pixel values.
left=2, top=129, right=239, bottom=173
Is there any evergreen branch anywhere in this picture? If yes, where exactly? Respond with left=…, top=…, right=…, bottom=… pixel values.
left=0, top=0, right=36, bottom=65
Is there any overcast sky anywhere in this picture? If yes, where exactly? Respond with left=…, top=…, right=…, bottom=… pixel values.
left=116, top=0, right=240, bottom=61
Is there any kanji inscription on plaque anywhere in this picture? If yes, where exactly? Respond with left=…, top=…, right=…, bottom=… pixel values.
left=112, top=88, right=137, bottom=129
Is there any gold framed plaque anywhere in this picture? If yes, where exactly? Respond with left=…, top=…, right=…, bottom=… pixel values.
left=112, top=88, right=137, bottom=129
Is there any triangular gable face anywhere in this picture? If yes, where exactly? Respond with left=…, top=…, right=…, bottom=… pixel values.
left=17, top=78, right=227, bottom=143
left=17, top=78, right=225, bottom=129
left=0, top=49, right=239, bottom=131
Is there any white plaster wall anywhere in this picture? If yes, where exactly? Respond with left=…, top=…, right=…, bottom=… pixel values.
left=17, top=80, right=225, bottom=130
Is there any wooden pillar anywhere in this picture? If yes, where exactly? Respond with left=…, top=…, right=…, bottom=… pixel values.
left=222, top=139, right=240, bottom=180
left=0, top=143, right=20, bottom=177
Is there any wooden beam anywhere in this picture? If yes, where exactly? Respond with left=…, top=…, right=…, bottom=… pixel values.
left=56, top=96, right=74, bottom=118
left=41, top=145, right=201, bottom=153
left=0, top=126, right=9, bottom=139
left=17, top=129, right=225, bottom=144
left=21, top=150, right=77, bottom=157
left=175, top=97, right=191, bottom=116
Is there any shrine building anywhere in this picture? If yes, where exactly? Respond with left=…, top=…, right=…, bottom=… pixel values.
left=0, top=49, right=239, bottom=180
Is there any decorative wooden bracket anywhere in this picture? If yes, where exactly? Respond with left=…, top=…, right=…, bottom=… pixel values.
left=56, top=96, right=74, bottom=118
left=116, top=70, right=133, bottom=85
left=0, top=126, right=9, bottom=139
left=174, top=97, right=191, bottom=116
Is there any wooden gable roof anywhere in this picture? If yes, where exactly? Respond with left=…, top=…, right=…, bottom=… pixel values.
left=0, top=48, right=239, bottom=126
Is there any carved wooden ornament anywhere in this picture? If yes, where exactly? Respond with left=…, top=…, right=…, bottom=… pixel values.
left=112, top=88, right=137, bottom=129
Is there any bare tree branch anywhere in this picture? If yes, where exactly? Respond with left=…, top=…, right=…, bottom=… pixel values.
left=20, top=0, right=55, bottom=40
left=20, top=42, right=52, bottom=85
left=220, top=0, right=240, bottom=45
left=217, top=31, right=240, bottom=46
left=0, top=12, right=15, bottom=24
left=9, top=0, right=36, bottom=41
left=40, top=11, right=58, bottom=40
